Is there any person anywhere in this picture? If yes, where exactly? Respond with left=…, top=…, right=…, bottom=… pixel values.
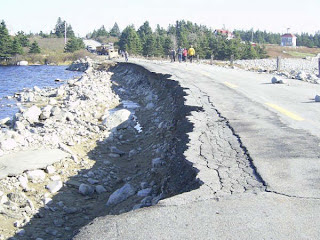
left=182, top=48, right=188, bottom=62
left=188, top=45, right=195, bottom=63
left=177, top=46, right=183, bottom=63
left=171, top=49, right=176, bottom=62
left=124, top=51, right=129, bottom=62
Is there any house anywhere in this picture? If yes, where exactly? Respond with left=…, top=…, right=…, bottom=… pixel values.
left=281, top=33, right=297, bottom=47
left=214, top=29, right=234, bottom=40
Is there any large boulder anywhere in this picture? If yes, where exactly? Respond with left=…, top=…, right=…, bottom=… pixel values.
left=23, top=105, right=41, bottom=123
left=102, top=109, right=131, bottom=130
left=106, top=183, right=136, bottom=206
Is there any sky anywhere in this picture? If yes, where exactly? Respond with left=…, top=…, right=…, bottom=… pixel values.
left=1, top=0, right=319, bottom=37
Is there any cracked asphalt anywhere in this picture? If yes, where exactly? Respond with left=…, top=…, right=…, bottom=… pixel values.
left=74, top=60, right=320, bottom=239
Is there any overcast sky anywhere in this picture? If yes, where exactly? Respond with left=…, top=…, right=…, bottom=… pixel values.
left=1, top=0, right=319, bottom=36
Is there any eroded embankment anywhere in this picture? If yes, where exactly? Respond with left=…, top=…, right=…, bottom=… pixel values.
left=0, top=61, right=200, bottom=240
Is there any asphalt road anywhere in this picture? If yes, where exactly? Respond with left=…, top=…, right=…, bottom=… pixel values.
left=74, top=60, right=320, bottom=239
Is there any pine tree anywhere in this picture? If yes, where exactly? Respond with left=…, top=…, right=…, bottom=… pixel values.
left=0, top=20, right=13, bottom=57
left=15, top=31, right=29, bottom=47
left=119, top=25, right=142, bottom=55
left=29, top=41, right=41, bottom=54
left=54, top=17, right=75, bottom=38
left=11, top=38, right=23, bottom=55
left=110, top=23, right=120, bottom=37
left=64, top=38, right=85, bottom=53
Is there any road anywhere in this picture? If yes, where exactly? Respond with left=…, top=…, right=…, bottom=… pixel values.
left=74, top=60, right=320, bottom=239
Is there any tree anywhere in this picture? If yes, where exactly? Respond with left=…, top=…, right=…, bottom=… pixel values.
left=119, top=25, right=142, bottom=54
left=11, top=38, right=23, bottom=55
left=15, top=31, right=29, bottom=47
left=54, top=17, right=75, bottom=38
left=29, top=41, right=41, bottom=53
left=0, top=20, right=13, bottom=57
left=64, top=37, right=85, bottom=53
left=109, top=22, right=120, bottom=37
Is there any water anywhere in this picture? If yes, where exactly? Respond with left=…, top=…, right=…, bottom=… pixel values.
left=0, top=66, right=80, bottom=119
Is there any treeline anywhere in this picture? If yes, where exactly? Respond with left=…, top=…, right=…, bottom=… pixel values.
left=0, top=18, right=84, bottom=59
left=117, top=20, right=267, bottom=60
left=0, top=21, right=41, bottom=57
left=234, top=29, right=320, bottom=48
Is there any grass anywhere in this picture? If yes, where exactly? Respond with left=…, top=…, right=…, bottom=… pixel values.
left=5, top=37, right=96, bottom=65
left=265, top=44, right=320, bottom=58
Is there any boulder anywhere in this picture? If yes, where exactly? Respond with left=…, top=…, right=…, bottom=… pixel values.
left=137, top=188, right=152, bottom=197
left=102, top=109, right=131, bottom=129
left=315, top=95, right=320, bottom=102
left=23, top=105, right=41, bottom=123
left=79, top=184, right=94, bottom=196
left=271, top=76, right=286, bottom=84
left=46, top=181, right=63, bottom=193
left=106, top=183, right=135, bottom=206
left=0, top=138, right=17, bottom=151
left=17, top=61, right=28, bottom=66
left=26, top=170, right=46, bottom=183
left=297, top=71, right=307, bottom=81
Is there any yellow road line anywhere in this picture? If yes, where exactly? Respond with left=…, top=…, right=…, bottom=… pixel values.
left=224, top=81, right=238, bottom=89
left=265, top=103, right=304, bottom=121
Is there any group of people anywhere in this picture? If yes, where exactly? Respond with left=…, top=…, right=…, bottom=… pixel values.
left=170, top=45, right=195, bottom=63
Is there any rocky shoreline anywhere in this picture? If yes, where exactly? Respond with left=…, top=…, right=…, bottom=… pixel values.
left=0, top=58, right=199, bottom=239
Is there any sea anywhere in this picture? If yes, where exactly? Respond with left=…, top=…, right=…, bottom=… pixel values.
left=0, top=65, right=80, bottom=120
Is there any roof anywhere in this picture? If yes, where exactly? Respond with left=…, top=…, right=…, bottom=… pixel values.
left=281, top=33, right=296, bottom=38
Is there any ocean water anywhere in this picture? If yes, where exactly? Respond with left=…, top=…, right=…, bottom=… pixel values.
left=0, top=65, right=80, bottom=119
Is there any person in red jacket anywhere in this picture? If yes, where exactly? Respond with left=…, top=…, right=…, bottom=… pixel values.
left=182, top=48, right=188, bottom=62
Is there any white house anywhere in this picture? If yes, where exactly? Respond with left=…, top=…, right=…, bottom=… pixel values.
left=281, top=33, right=297, bottom=47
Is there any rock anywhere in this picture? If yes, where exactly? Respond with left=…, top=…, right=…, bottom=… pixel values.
left=110, top=146, right=125, bottom=156
left=55, top=88, right=65, bottom=97
left=79, top=184, right=94, bottom=196
left=43, top=197, right=52, bottom=205
left=0, top=117, right=10, bottom=125
left=26, top=170, right=46, bottom=183
left=49, top=98, right=57, bottom=105
left=46, top=180, right=63, bottom=193
left=50, top=175, right=61, bottom=181
left=297, top=71, right=307, bottom=81
left=140, top=182, right=149, bottom=189
left=40, top=105, right=53, bottom=120
left=14, top=121, right=25, bottom=131
left=33, top=86, right=41, bottom=92
left=0, top=191, right=8, bottom=204
left=95, top=185, right=107, bottom=194
left=152, top=158, right=165, bottom=168
left=63, top=206, right=78, bottom=214
left=129, top=149, right=137, bottom=158
left=137, top=188, right=152, bottom=197
left=45, top=166, right=56, bottom=174
left=271, top=76, right=286, bottom=84
left=16, top=229, right=26, bottom=236
left=23, top=105, right=41, bottom=123
left=51, top=106, right=61, bottom=116
left=17, top=61, right=28, bottom=66
left=0, top=138, right=17, bottom=151
left=87, top=178, right=99, bottom=185
left=7, top=192, right=27, bottom=204
left=146, top=102, right=155, bottom=110
left=102, top=109, right=131, bottom=129
left=315, top=95, right=320, bottom=102
left=106, top=183, right=136, bottom=206
left=18, top=175, right=28, bottom=189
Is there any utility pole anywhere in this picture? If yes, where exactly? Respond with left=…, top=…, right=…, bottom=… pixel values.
left=64, top=22, right=67, bottom=45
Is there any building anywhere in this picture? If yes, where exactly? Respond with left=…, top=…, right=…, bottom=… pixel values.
left=214, top=29, right=234, bottom=40
left=281, top=33, right=297, bottom=47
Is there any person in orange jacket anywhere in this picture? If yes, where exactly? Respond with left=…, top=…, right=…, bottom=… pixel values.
left=188, top=45, right=195, bottom=63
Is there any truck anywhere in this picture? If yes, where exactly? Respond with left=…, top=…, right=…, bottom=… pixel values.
left=96, top=43, right=118, bottom=59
